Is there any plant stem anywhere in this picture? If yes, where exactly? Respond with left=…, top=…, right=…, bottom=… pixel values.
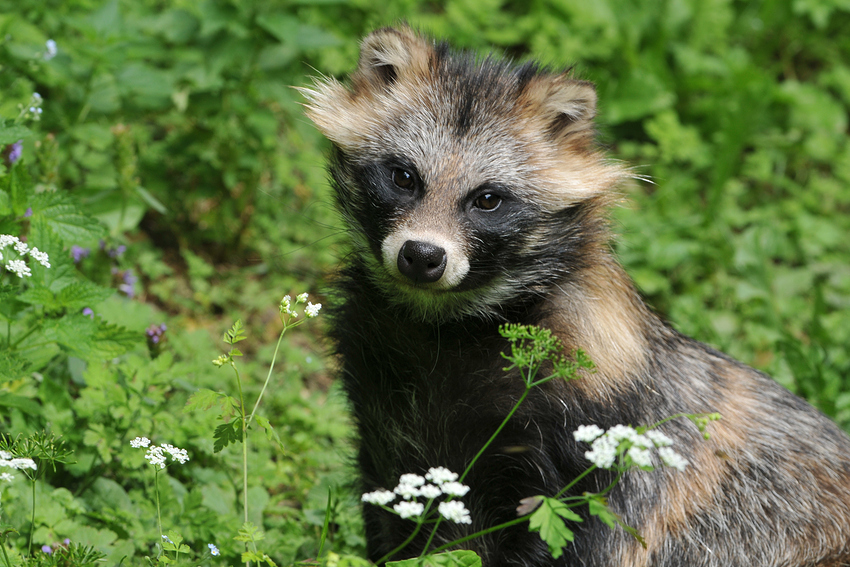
left=247, top=325, right=287, bottom=426
left=154, top=469, right=163, bottom=544
left=429, top=516, right=528, bottom=554
left=375, top=520, right=427, bottom=565
left=27, top=478, right=35, bottom=556
left=231, top=362, right=252, bottom=567
left=0, top=538, right=13, bottom=567
left=554, top=465, right=597, bottom=499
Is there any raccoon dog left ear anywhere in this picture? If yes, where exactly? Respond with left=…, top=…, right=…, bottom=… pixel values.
left=354, top=26, right=431, bottom=91
left=528, top=77, right=598, bottom=142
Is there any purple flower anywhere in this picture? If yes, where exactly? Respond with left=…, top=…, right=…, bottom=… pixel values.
left=63, top=538, right=70, bottom=545
left=41, top=545, right=52, bottom=554
left=82, top=307, right=94, bottom=319
left=8, top=140, right=22, bottom=163
left=23, top=207, right=32, bottom=218
left=71, top=245, right=90, bottom=263
left=119, top=269, right=137, bottom=298
left=108, top=245, right=127, bottom=258
left=146, top=323, right=167, bottom=346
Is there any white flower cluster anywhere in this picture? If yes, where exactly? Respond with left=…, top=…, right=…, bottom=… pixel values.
left=361, top=467, right=472, bottom=524
left=573, top=424, right=688, bottom=471
left=130, top=437, right=189, bottom=469
left=280, top=293, right=322, bottom=318
left=1, top=234, right=50, bottom=278
left=0, top=450, right=37, bottom=478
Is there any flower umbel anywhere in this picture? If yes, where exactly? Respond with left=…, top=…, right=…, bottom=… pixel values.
left=130, top=438, right=189, bottom=469
left=574, top=424, right=689, bottom=471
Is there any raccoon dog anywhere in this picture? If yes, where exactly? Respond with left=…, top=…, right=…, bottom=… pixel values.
left=302, top=26, right=850, bottom=567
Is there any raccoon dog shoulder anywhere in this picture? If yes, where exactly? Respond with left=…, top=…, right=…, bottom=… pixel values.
left=302, top=26, right=850, bottom=567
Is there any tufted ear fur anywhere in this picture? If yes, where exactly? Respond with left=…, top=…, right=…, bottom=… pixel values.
left=523, top=75, right=598, bottom=144
left=352, top=26, right=432, bottom=91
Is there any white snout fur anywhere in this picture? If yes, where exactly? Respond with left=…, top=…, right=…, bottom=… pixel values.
left=382, top=230, right=470, bottom=290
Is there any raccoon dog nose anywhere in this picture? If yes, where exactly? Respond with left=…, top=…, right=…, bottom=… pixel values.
left=397, top=240, right=447, bottom=284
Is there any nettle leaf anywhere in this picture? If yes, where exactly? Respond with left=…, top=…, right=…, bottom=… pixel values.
left=528, top=496, right=582, bottom=559
left=40, top=314, right=138, bottom=361
left=213, top=418, right=242, bottom=452
left=30, top=192, right=107, bottom=243
left=57, top=281, right=114, bottom=311
left=0, top=121, right=32, bottom=145
left=388, top=550, right=482, bottom=567
left=17, top=286, right=60, bottom=309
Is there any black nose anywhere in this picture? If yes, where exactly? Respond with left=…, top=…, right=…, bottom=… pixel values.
left=397, top=240, right=447, bottom=284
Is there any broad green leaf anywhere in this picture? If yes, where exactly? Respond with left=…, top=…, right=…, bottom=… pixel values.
left=388, top=550, right=482, bottom=567
left=0, top=122, right=31, bottom=145
left=30, top=192, right=106, bottom=243
left=56, top=281, right=114, bottom=311
left=0, top=394, right=41, bottom=416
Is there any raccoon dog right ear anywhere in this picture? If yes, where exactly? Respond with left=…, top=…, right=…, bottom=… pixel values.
left=354, top=26, right=431, bottom=90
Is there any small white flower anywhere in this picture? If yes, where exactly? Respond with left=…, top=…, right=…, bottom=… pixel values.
left=627, top=446, right=653, bottom=468
left=584, top=435, right=619, bottom=469
left=0, top=472, right=14, bottom=482
left=0, top=235, right=19, bottom=248
left=305, top=302, right=322, bottom=318
left=646, top=430, right=674, bottom=447
left=145, top=446, right=166, bottom=469
left=425, top=466, right=458, bottom=485
left=393, top=483, right=420, bottom=500
left=296, top=292, right=308, bottom=303
left=0, top=450, right=11, bottom=460
left=5, top=259, right=31, bottom=278
left=361, top=489, right=396, bottom=506
left=13, top=241, right=28, bottom=255
left=418, top=484, right=442, bottom=499
left=33, top=93, right=42, bottom=101
left=280, top=295, right=297, bottom=316
left=658, top=447, right=689, bottom=471
left=573, top=424, right=605, bottom=443
left=29, top=247, right=50, bottom=268
left=3, top=458, right=37, bottom=471
left=161, top=443, right=190, bottom=464
left=208, top=543, right=220, bottom=556
left=162, top=535, right=173, bottom=544
left=393, top=500, right=424, bottom=519
left=130, top=437, right=151, bottom=448
left=606, top=424, right=638, bottom=443
left=438, top=501, right=472, bottom=524
left=440, top=481, right=470, bottom=497
left=398, top=473, right=425, bottom=487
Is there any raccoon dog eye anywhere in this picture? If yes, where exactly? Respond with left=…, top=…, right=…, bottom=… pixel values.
left=474, top=193, right=502, bottom=211
left=392, top=168, right=415, bottom=190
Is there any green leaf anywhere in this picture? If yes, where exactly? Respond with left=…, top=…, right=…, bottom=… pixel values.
left=254, top=414, right=286, bottom=453
left=0, top=394, right=41, bottom=416
left=30, top=192, right=107, bottom=243
left=184, top=388, right=225, bottom=412
left=213, top=418, right=242, bottom=452
left=17, top=286, right=59, bottom=309
left=222, top=319, right=247, bottom=345
left=388, top=550, right=482, bottom=567
left=56, top=281, right=114, bottom=311
left=0, top=122, right=32, bottom=145
left=527, top=496, right=581, bottom=559
left=587, top=496, right=617, bottom=529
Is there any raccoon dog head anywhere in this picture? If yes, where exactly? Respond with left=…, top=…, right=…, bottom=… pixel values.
left=302, top=26, right=626, bottom=322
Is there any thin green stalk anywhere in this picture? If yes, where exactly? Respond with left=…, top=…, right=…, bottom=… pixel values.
left=554, top=465, right=597, bottom=499
left=376, top=519, right=428, bottom=565
left=429, top=516, right=528, bottom=554
left=231, top=362, right=252, bottom=567
left=154, top=470, right=163, bottom=545
left=27, top=478, right=35, bottom=556
left=0, top=538, right=13, bottom=567
left=247, top=326, right=286, bottom=426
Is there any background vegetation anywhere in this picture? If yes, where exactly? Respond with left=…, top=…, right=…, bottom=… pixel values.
left=1, top=0, right=848, bottom=564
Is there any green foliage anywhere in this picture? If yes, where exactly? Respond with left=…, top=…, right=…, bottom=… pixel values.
left=387, top=550, right=482, bottom=567
left=527, top=497, right=581, bottom=559
left=1, top=0, right=848, bottom=565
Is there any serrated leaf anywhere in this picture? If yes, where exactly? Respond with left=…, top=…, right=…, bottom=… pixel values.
left=30, top=192, right=106, bottom=243
left=17, top=286, right=59, bottom=309
left=40, top=314, right=138, bottom=361
left=587, top=496, right=617, bottom=529
left=223, top=319, right=247, bottom=345
left=0, top=122, right=32, bottom=145
left=0, top=394, right=41, bottom=416
left=184, top=388, right=225, bottom=412
left=388, top=550, right=482, bottom=567
left=56, top=281, right=114, bottom=311
left=213, top=418, right=242, bottom=452
left=527, top=496, right=580, bottom=559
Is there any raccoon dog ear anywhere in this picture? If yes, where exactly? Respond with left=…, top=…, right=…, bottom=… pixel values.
left=533, top=77, right=598, bottom=141
left=354, top=26, right=431, bottom=89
